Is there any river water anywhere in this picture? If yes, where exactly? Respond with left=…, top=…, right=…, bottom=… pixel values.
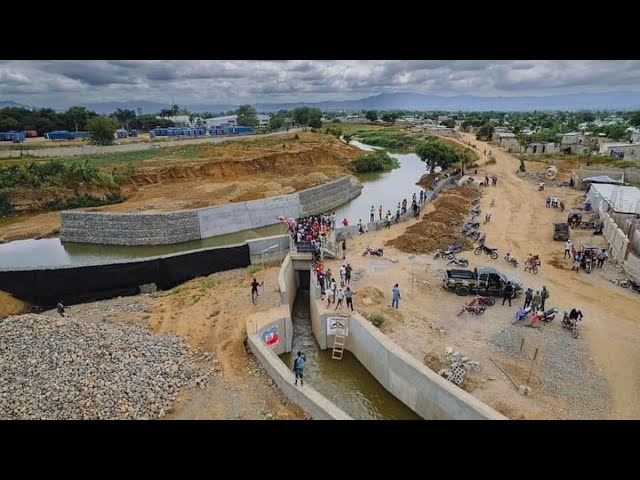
left=279, top=289, right=420, bottom=420
left=0, top=143, right=429, bottom=268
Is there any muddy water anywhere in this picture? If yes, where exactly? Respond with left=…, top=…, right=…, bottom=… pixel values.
left=280, top=289, right=421, bottom=420
left=0, top=223, right=285, bottom=268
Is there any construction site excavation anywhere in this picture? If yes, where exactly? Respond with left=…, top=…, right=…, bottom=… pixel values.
left=2, top=105, right=640, bottom=421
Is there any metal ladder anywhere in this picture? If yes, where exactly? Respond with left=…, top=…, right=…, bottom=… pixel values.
left=331, top=314, right=349, bottom=360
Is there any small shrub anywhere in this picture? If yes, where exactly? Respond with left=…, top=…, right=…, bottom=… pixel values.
left=294, top=134, right=300, bottom=140
left=350, top=151, right=400, bottom=173
left=485, top=156, right=497, bottom=165
left=370, top=312, right=384, bottom=328
left=247, top=264, right=262, bottom=274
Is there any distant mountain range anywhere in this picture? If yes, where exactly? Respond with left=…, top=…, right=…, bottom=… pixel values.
left=2, top=91, right=640, bottom=114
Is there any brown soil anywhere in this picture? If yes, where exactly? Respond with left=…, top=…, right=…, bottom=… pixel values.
left=386, top=189, right=475, bottom=254
left=146, top=265, right=305, bottom=420
left=0, top=291, right=30, bottom=318
left=1, top=132, right=359, bottom=242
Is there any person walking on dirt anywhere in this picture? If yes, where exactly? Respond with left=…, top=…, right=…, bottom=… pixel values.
left=597, top=249, right=608, bottom=268
left=502, top=281, right=514, bottom=306
left=335, top=286, right=345, bottom=310
left=345, top=263, right=352, bottom=285
left=564, top=240, right=572, bottom=259
left=540, top=286, right=549, bottom=311
left=572, top=254, right=581, bottom=272
left=419, top=190, right=424, bottom=204
left=546, top=196, right=551, bottom=208
left=378, top=204, right=383, bottom=221
left=342, top=239, right=347, bottom=260
left=395, top=207, right=401, bottom=223
left=327, top=279, right=337, bottom=308
left=385, top=211, right=392, bottom=229
left=293, top=351, right=306, bottom=386
left=531, top=291, right=542, bottom=311
left=345, top=287, right=357, bottom=311
left=251, top=278, right=264, bottom=304
left=402, top=199, right=407, bottom=214
left=340, top=264, right=346, bottom=284
left=391, top=284, right=401, bottom=309
left=485, top=175, right=489, bottom=187
left=523, top=288, right=533, bottom=309
left=493, top=176, right=498, bottom=187
left=56, top=300, right=66, bottom=318
left=370, top=205, right=375, bottom=223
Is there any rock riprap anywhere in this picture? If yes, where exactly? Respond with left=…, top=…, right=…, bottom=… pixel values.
left=0, top=314, right=213, bottom=420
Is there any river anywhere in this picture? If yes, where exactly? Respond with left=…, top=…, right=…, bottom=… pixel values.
left=0, top=143, right=429, bottom=268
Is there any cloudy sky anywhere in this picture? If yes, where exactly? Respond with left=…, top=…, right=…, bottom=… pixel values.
left=1, top=60, right=639, bottom=107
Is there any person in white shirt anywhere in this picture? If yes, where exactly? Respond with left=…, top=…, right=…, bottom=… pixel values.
left=564, top=240, right=572, bottom=259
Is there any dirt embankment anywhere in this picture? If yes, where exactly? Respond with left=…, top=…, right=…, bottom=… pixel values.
left=386, top=186, right=480, bottom=254
left=0, top=291, right=30, bottom=318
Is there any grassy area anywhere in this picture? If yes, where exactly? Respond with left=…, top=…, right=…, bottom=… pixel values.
left=514, top=152, right=639, bottom=169
left=352, top=128, right=419, bottom=152
left=350, top=151, right=400, bottom=173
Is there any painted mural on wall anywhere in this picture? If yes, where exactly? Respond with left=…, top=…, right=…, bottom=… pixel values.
left=261, top=325, right=280, bottom=347
left=327, top=316, right=348, bottom=336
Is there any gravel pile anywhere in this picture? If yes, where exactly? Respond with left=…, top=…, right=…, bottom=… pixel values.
left=516, top=171, right=570, bottom=187
left=491, top=324, right=611, bottom=419
left=0, top=314, right=215, bottom=420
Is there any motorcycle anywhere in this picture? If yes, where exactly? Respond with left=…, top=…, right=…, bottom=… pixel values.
left=512, top=306, right=532, bottom=324
left=447, top=257, right=469, bottom=267
left=362, top=246, right=384, bottom=257
left=524, top=257, right=540, bottom=274
left=434, top=244, right=462, bottom=259
left=474, top=244, right=499, bottom=260
left=471, top=198, right=480, bottom=206
left=471, top=207, right=481, bottom=215
left=463, top=221, right=480, bottom=229
left=533, top=308, right=558, bottom=323
left=579, top=221, right=598, bottom=229
left=457, top=302, right=486, bottom=316
left=561, top=312, right=580, bottom=338
left=484, top=213, right=492, bottom=224
left=471, top=294, right=496, bottom=307
left=489, top=198, right=495, bottom=208
left=538, top=182, right=545, bottom=191
left=619, top=278, right=640, bottom=292
left=504, top=251, right=519, bottom=268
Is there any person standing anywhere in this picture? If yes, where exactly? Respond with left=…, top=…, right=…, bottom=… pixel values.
left=385, top=211, right=392, bottom=229
left=340, top=264, right=346, bottom=284
left=572, top=254, right=581, bottom=272
left=334, top=286, right=345, bottom=310
left=344, top=263, right=352, bottom=285
left=540, top=286, right=549, bottom=311
left=531, top=291, right=542, bottom=311
left=523, top=288, right=533, bottom=309
left=251, top=278, right=264, bottom=304
left=330, top=279, right=337, bottom=305
left=56, top=300, right=66, bottom=318
left=564, top=240, right=572, bottom=259
left=546, top=196, right=551, bottom=208
left=345, top=287, right=357, bottom=311
left=391, top=284, right=401, bottom=309
left=502, top=281, right=514, bottom=306
left=597, top=249, right=608, bottom=268
left=370, top=205, right=375, bottom=223
left=342, top=238, right=347, bottom=260
left=293, top=351, right=306, bottom=386
left=378, top=204, right=383, bottom=221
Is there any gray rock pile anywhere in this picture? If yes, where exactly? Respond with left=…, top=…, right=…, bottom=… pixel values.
left=438, top=347, right=481, bottom=386
left=0, top=314, right=215, bottom=420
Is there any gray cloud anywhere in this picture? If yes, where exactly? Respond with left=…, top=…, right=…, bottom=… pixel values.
left=0, top=60, right=639, bottom=108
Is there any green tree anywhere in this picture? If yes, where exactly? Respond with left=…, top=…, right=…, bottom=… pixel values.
left=415, top=138, right=460, bottom=172
left=343, top=134, right=352, bottom=145
left=309, top=117, right=322, bottom=128
left=235, top=104, right=258, bottom=127
left=476, top=122, right=494, bottom=141
left=113, top=108, right=136, bottom=130
left=64, top=106, right=92, bottom=132
left=442, top=119, right=455, bottom=128
left=87, top=116, right=117, bottom=146
left=159, top=109, right=173, bottom=119
left=0, top=117, right=19, bottom=131
left=381, top=112, right=397, bottom=123
left=629, top=111, right=640, bottom=127
left=293, top=107, right=311, bottom=126
left=170, top=104, right=180, bottom=118
left=365, top=110, right=378, bottom=122
left=584, top=136, right=600, bottom=166
left=269, top=116, right=284, bottom=130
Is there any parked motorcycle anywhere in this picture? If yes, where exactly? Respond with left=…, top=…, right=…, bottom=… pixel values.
left=434, top=244, right=462, bottom=259
left=471, top=294, right=496, bottom=307
left=471, top=198, right=480, bottom=206
left=362, top=246, right=383, bottom=257
left=538, top=182, right=545, bottom=191
left=474, top=244, right=499, bottom=259
left=561, top=312, right=580, bottom=338
left=490, top=198, right=495, bottom=208
left=463, top=221, right=480, bottom=229
left=537, top=308, right=558, bottom=323
left=447, top=257, right=469, bottom=267
left=457, top=303, right=486, bottom=316
left=484, top=213, right=492, bottom=224
left=512, top=306, right=532, bottom=324
left=504, top=251, right=519, bottom=268
left=471, top=207, right=481, bottom=215
left=619, top=278, right=640, bottom=292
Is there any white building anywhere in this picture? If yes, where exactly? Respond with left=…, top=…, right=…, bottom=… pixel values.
left=205, top=115, right=238, bottom=127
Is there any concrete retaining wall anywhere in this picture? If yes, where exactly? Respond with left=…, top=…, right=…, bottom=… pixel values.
left=246, top=234, right=291, bottom=265
left=603, top=212, right=630, bottom=262
left=246, top=334, right=351, bottom=420
left=623, top=252, right=640, bottom=279
left=278, top=254, right=297, bottom=311
left=60, top=175, right=362, bottom=245
left=198, top=194, right=300, bottom=239
left=345, top=312, right=506, bottom=420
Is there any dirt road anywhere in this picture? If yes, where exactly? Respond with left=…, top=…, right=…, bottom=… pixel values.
left=460, top=133, right=640, bottom=419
